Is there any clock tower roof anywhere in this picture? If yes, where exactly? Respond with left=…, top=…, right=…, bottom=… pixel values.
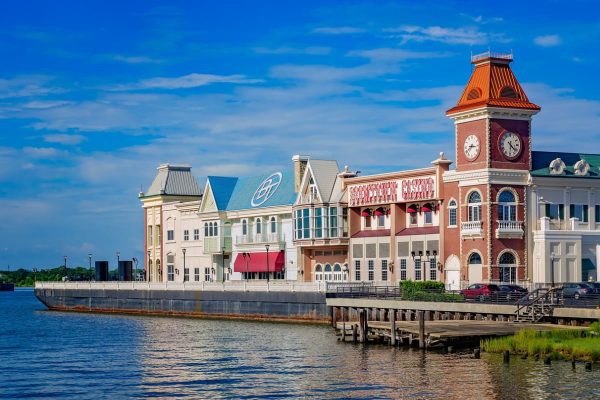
left=446, top=51, right=540, bottom=116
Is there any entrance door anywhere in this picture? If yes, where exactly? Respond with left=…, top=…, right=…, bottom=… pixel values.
left=446, top=270, right=460, bottom=291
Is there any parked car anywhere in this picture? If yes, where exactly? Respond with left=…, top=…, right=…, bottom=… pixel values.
left=583, top=282, right=600, bottom=294
left=460, top=284, right=500, bottom=301
left=497, top=284, right=529, bottom=301
left=559, top=283, right=594, bottom=299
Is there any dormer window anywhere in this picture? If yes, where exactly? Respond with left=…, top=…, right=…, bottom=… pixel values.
left=549, top=158, right=566, bottom=175
left=467, top=87, right=481, bottom=100
left=309, top=177, right=318, bottom=202
left=499, top=86, right=518, bottom=99
left=574, top=160, right=590, bottom=176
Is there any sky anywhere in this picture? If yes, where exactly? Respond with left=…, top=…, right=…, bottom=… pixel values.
left=1, top=0, right=599, bottom=269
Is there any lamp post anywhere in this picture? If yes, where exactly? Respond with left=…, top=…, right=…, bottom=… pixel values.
left=88, top=253, right=92, bottom=282
left=550, top=252, right=556, bottom=288
left=147, top=250, right=151, bottom=282
left=63, top=255, right=68, bottom=280
left=221, top=247, right=226, bottom=283
left=182, top=248, right=186, bottom=282
left=33, top=268, right=38, bottom=282
left=265, top=244, right=270, bottom=283
left=242, top=252, right=250, bottom=281
left=116, top=251, right=121, bottom=266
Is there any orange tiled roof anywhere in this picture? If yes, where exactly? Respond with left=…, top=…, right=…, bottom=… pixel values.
left=446, top=56, right=540, bottom=115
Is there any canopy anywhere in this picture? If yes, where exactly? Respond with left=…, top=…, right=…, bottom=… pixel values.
left=233, top=251, right=285, bottom=273
left=361, top=209, right=371, bottom=217
left=373, top=207, right=385, bottom=216
left=406, top=205, right=418, bottom=213
left=421, top=204, right=432, bottom=212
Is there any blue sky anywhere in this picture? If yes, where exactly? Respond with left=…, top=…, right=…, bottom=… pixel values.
left=1, top=0, right=599, bottom=269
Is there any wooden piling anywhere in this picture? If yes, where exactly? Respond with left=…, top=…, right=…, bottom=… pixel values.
left=352, top=324, right=358, bottom=344
left=390, top=310, right=397, bottom=346
left=418, top=310, right=425, bottom=349
left=341, top=307, right=346, bottom=342
left=503, top=350, right=510, bottom=363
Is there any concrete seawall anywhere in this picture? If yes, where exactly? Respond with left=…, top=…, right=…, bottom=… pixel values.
left=35, top=286, right=329, bottom=323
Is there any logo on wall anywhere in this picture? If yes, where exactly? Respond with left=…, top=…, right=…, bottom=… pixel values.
left=251, top=172, right=282, bottom=207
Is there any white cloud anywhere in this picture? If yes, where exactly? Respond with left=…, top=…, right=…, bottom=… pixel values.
left=349, top=48, right=450, bottom=61
left=253, top=46, right=331, bottom=55
left=534, top=34, right=561, bottom=47
left=22, top=146, right=68, bottom=159
left=311, top=26, right=366, bottom=35
left=43, top=134, right=86, bottom=145
left=111, top=54, right=166, bottom=64
left=0, top=76, right=66, bottom=99
left=383, top=25, right=508, bottom=45
left=111, top=73, right=263, bottom=90
left=23, top=100, right=70, bottom=109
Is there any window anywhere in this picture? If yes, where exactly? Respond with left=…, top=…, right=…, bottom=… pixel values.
left=448, top=200, right=457, bottom=227
left=364, top=212, right=371, bottom=228
left=355, top=260, right=361, bottom=281
left=209, top=223, right=214, bottom=237
left=194, top=268, right=200, bottom=281
left=270, top=216, right=277, bottom=233
left=368, top=260, right=374, bottom=281
left=148, top=225, right=153, bottom=245
left=498, top=190, right=516, bottom=221
left=596, top=205, right=600, bottom=223
left=315, top=264, right=323, bottom=281
left=213, top=222, right=218, bottom=236
left=155, top=225, right=161, bottom=245
left=424, top=210, right=432, bottom=224
left=314, top=208, right=323, bottom=238
left=242, top=219, right=248, bottom=236
left=429, top=258, right=436, bottom=281
left=381, top=260, right=388, bottom=281
left=375, top=208, right=386, bottom=228
left=324, top=264, right=332, bottom=281
left=329, top=207, right=338, bottom=237
left=167, top=230, right=174, bottom=241
left=570, top=204, right=589, bottom=223
left=193, top=229, right=200, bottom=241
left=333, top=264, right=343, bottom=281
left=294, top=209, right=311, bottom=240
left=468, top=191, right=482, bottom=221
left=415, top=259, right=422, bottom=281
left=302, top=209, right=310, bottom=238
left=184, top=268, right=189, bottom=282
left=400, top=259, right=407, bottom=281
left=204, top=223, right=209, bottom=237
left=184, top=230, right=189, bottom=241
left=204, top=267, right=211, bottom=282
left=498, top=252, right=516, bottom=283
left=500, top=86, right=518, bottom=98
left=309, top=177, right=318, bottom=201
left=468, top=252, right=482, bottom=265
left=255, top=218, right=262, bottom=235
left=545, top=204, right=564, bottom=220
left=167, top=265, right=174, bottom=281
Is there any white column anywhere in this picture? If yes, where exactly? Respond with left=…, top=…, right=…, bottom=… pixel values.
left=596, top=244, right=600, bottom=282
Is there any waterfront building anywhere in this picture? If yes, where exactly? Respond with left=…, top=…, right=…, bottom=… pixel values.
left=292, top=156, right=354, bottom=282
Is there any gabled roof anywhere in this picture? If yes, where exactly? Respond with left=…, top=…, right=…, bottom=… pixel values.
left=206, top=176, right=238, bottom=210
left=446, top=52, right=540, bottom=115
left=307, top=159, right=340, bottom=202
left=145, top=164, right=201, bottom=197
left=226, top=168, right=296, bottom=211
left=531, top=151, right=600, bottom=178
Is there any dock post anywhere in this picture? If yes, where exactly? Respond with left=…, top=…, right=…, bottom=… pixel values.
left=503, top=350, right=510, bottom=363
left=352, top=324, right=358, bottom=344
left=332, top=306, right=337, bottom=328
left=418, top=310, right=425, bottom=349
left=390, top=310, right=397, bottom=346
left=341, top=307, right=346, bottom=342
left=364, top=309, right=369, bottom=343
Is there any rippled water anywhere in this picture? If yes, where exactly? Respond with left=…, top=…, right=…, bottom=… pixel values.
left=2, top=289, right=600, bottom=399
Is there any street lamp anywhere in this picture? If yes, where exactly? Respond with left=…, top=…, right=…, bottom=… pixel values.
left=265, top=244, right=270, bottom=283
left=550, top=252, right=556, bottom=288
left=242, top=252, right=251, bottom=280
left=147, top=250, right=151, bottom=282
left=88, top=253, right=92, bottom=282
left=221, top=246, right=226, bottom=283
left=182, top=248, right=187, bottom=282
left=63, top=255, right=68, bottom=280
left=116, top=251, right=121, bottom=266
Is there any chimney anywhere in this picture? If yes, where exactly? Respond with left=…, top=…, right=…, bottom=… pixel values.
left=292, top=155, right=310, bottom=192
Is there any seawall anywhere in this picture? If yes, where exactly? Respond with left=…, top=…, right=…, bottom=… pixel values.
left=34, top=283, right=329, bottom=323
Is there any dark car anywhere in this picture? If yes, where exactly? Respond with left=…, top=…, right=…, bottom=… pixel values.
left=559, top=283, right=594, bottom=299
left=583, top=282, right=600, bottom=294
left=460, top=284, right=500, bottom=301
left=497, top=284, right=528, bottom=301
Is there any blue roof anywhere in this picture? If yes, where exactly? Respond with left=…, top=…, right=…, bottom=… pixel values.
left=207, top=176, right=238, bottom=210
left=226, top=168, right=296, bottom=211
left=531, top=151, right=600, bottom=178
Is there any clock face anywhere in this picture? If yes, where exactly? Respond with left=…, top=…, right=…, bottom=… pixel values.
left=463, top=135, right=480, bottom=161
left=499, top=132, right=522, bottom=160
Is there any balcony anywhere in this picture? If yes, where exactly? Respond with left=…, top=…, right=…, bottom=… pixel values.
left=236, top=233, right=286, bottom=248
left=461, top=220, right=483, bottom=238
left=496, top=220, right=524, bottom=239
left=203, top=236, right=232, bottom=253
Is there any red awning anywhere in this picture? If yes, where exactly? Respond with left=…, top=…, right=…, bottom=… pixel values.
left=233, top=251, right=285, bottom=273
left=374, top=207, right=385, bottom=216
left=406, top=206, right=417, bottom=213
left=421, top=204, right=432, bottom=212
left=361, top=209, right=371, bottom=217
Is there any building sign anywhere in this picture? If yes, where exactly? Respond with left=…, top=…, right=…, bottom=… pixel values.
left=348, top=176, right=436, bottom=206
left=251, top=172, right=282, bottom=207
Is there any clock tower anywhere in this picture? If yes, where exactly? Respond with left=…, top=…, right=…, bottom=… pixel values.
left=442, top=52, right=540, bottom=288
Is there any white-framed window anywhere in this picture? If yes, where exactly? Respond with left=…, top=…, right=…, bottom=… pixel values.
left=183, top=229, right=189, bottom=241
left=314, top=208, right=323, bottom=238
left=368, top=260, right=374, bottom=281
left=329, top=207, right=338, bottom=237
left=570, top=204, right=589, bottom=223
left=204, top=267, right=211, bottom=282
left=468, top=191, right=482, bottom=222
left=381, top=260, right=388, bottom=281
left=213, top=222, right=218, bottom=236
left=362, top=208, right=372, bottom=229
left=255, top=218, right=262, bottom=236
left=148, top=225, right=153, bottom=245
left=498, top=190, right=517, bottom=221
left=415, top=259, right=421, bottom=281
left=194, top=268, right=200, bottom=281
left=167, top=230, right=174, bottom=241
left=167, top=265, right=175, bottom=281
left=309, top=177, right=318, bottom=202
left=315, top=264, right=323, bottom=281
left=294, top=208, right=311, bottom=239
left=204, top=223, right=209, bottom=237
left=354, top=260, right=361, bottom=281
left=333, top=263, right=343, bottom=281
left=429, top=258, right=436, bottom=281
left=242, top=219, right=248, bottom=236
left=408, top=205, right=418, bottom=225
left=468, top=252, right=482, bottom=267
left=270, top=216, right=277, bottom=233
left=545, top=203, right=564, bottom=220
left=498, top=252, right=517, bottom=283
left=324, top=263, right=332, bottom=281
left=193, top=229, right=200, bottom=240
left=423, top=203, right=433, bottom=224
left=155, top=225, right=161, bottom=245
left=448, top=200, right=457, bottom=227
left=400, top=259, right=407, bottom=281
left=184, top=268, right=189, bottom=282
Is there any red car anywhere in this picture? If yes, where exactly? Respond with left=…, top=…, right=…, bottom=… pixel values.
left=460, top=284, right=500, bottom=301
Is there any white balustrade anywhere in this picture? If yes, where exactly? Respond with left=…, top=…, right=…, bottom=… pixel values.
left=461, top=220, right=483, bottom=237
left=496, top=220, right=524, bottom=238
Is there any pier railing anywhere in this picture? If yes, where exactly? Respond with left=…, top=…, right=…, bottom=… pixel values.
left=35, top=280, right=328, bottom=293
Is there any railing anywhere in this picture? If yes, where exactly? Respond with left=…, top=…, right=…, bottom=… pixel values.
left=471, top=51, right=512, bottom=63
left=461, top=220, right=483, bottom=237
left=35, top=280, right=327, bottom=293
left=236, top=233, right=286, bottom=245
left=496, top=220, right=524, bottom=238
left=515, top=288, right=559, bottom=322
left=203, top=236, right=233, bottom=253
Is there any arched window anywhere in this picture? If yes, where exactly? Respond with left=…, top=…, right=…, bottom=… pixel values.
left=468, top=252, right=482, bottom=265
left=467, top=87, right=481, bottom=100
left=255, top=218, right=262, bottom=235
left=468, top=191, right=482, bottom=222
left=324, top=264, right=332, bottom=281
left=500, top=86, right=518, bottom=99
left=407, top=204, right=418, bottom=225
left=498, top=251, right=517, bottom=283
left=498, top=190, right=516, bottom=221
left=242, top=219, right=248, bottom=236
left=448, top=199, right=457, bottom=227
left=270, top=216, right=277, bottom=233
left=362, top=208, right=372, bottom=228
left=209, top=222, right=214, bottom=237
left=422, top=203, right=433, bottom=224
left=315, top=264, right=323, bottom=281
left=204, top=223, right=209, bottom=237
left=213, top=222, right=218, bottom=236
left=333, top=263, right=342, bottom=281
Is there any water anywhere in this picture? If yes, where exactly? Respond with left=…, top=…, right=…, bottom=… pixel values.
left=2, top=289, right=600, bottom=399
